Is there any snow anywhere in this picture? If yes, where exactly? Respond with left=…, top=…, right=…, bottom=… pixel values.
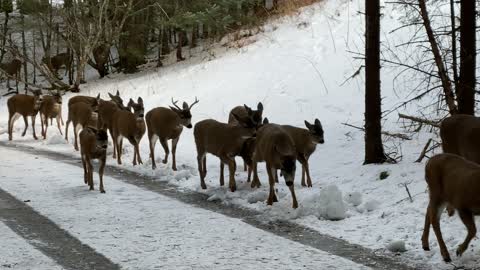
left=0, top=0, right=479, bottom=268
left=0, top=222, right=63, bottom=270
left=0, top=148, right=369, bottom=270
left=46, top=134, right=67, bottom=145
left=387, top=240, right=408, bottom=253
left=317, top=185, right=347, bottom=221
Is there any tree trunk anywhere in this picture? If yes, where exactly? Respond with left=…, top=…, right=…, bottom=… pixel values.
left=364, top=0, right=386, bottom=164
left=161, top=25, right=170, bottom=56
left=190, top=24, right=198, bottom=48
left=176, top=30, right=185, bottom=62
left=458, top=0, right=476, bottom=115
left=450, top=0, right=459, bottom=93
left=418, top=0, right=458, bottom=114
left=21, top=14, right=27, bottom=91
left=0, top=10, right=9, bottom=63
left=157, top=27, right=163, bottom=67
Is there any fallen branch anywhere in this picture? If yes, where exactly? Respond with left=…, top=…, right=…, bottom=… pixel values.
left=415, top=138, right=432, bottom=163
left=341, top=123, right=412, bottom=140
left=398, top=180, right=414, bottom=203
left=398, top=113, right=441, bottom=128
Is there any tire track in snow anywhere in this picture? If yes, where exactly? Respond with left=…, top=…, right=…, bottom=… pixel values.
left=0, top=188, right=120, bottom=270
left=0, top=141, right=423, bottom=270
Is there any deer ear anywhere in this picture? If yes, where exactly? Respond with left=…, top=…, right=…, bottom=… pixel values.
left=96, top=93, right=101, bottom=99
left=257, top=102, right=263, bottom=112
left=108, top=93, right=114, bottom=99
left=304, top=120, right=313, bottom=130
left=137, top=97, right=143, bottom=104
left=263, top=117, right=269, bottom=124
left=315, top=118, right=322, bottom=127
left=244, top=104, right=252, bottom=113
left=116, top=90, right=120, bottom=96
left=182, top=101, right=188, bottom=110
left=128, top=98, right=134, bottom=105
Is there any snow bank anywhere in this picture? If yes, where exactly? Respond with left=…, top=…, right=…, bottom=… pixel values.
left=46, top=134, right=67, bottom=145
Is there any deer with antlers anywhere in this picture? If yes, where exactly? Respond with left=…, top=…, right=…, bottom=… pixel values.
left=146, top=97, right=199, bottom=170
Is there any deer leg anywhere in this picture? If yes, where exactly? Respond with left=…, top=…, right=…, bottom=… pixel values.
left=429, top=202, right=451, bottom=262
left=116, top=136, right=123, bottom=165
left=87, top=158, right=94, bottom=190
left=197, top=153, right=207, bottom=189
left=64, top=118, right=70, bottom=141
left=56, top=115, right=63, bottom=135
left=171, top=137, right=179, bottom=171
left=219, top=161, right=225, bottom=186
left=21, top=116, right=28, bottom=137
left=243, top=159, right=247, bottom=172
left=8, top=113, right=13, bottom=141
left=456, top=209, right=476, bottom=257
left=286, top=176, right=298, bottom=209
left=227, top=157, right=237, bottom=192
left=60, top=111, right=64, bottom=126
left=421, top=205, right=431, bottom=251
left=247, top=164, right=252, bottom=182
left=40, top=114, right=45, bottom=138
left=73, top=124, right=79, bottom=151
left=109, top=128, right=116, bottom=159
left=99, top=157, right=106, bottom=193
left=275, top=169, right=279, bottom=183
left=149, top=134, right=158, bottom=170
left=160, top=139, right=169, bottom=165
left=202, top=155, right=207, bottom=178
left=266, top=163, right=277, bottom=205
left=31, top=115, right=38, bottom=140
left=251, top=157, right=261, bottom=188
left=81, top=154, right=88, bottom=184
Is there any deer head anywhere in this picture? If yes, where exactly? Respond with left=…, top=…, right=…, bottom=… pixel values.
left=128, top=97, right=145, bottom=119
left=29, top=89, right=44, bottom=110
left=170, top=97, right=199, bottom=129
left=108, top=90, right=127, bottom=110
left=243, top=102, right=264, bottom=128
left=305, top=119, right=324, bottom=144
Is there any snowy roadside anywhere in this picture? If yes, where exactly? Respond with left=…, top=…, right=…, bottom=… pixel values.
left=0, top=148, right=370, bottom=270
left=0, top=0, right=479, bottom=268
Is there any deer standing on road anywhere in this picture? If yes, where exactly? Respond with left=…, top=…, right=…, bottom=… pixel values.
left=146, top=98, right=199, bottom=170
left=80, top=127, right=108, bottom=193
left=7, top=90, right=43, bottom=141
left=40, top=92, right=63, bottom=139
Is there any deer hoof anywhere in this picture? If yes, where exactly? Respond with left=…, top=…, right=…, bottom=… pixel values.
left=162, top=159, right=167, bottom=164
left=101, top=190, right=106, bottom=194
left=456, top=245, right=466, bottom=257
left=152, top=164, right=157, bottom=170
left=201, top=182, right=207, bottom=189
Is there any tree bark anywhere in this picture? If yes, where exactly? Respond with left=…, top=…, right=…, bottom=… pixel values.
left=364, top=0, right=386, bottom=164
left=458, top=0, right=476, bottom=115
left=418, top=0, right=458, bottom=114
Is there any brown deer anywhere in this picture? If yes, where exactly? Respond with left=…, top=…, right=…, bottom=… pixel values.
left=251, top=123, right=298, bottom=208
left=280, top=119, right=324, bottom=187
left=440, top=114, right=480, bottom=216
left=79, top=127, right=108, bottom=193
left=97, top=91, right=128, bottom=158
left=42, top=52, right=72, bottom=78
left=0, top=59, right=22, bottom=91
left=111, top=97, right=146, bottom=166
left=65, top=98, right=99, bottom=151
left=68, top=93, right=101, bottom=108
left=40, top=92, right=63, bottom=139
left=228, top=102, right=264, bottom=172
left=194, top=116, right=256, bottom=192
left=146, top=98, right=199, bottom=170
left=421, top=153, right=480, bottom=262
left=7, top=90, right=43, bottom=141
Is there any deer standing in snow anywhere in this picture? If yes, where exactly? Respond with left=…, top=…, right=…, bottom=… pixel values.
left=146, top=98, right=199, bottom=170
left=7, top=90, right=43, bottom=141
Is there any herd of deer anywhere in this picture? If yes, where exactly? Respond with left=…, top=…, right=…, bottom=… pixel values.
left=4, top=90, right=480, bottom=263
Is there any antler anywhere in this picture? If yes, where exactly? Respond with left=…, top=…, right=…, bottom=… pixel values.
left=171, top=97, right=182, bottom=110
left=189, top=96, right=199, bottom=110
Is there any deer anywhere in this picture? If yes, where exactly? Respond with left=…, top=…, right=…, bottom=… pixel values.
left=7, top=90, right=43, bottom=141
left=79, top=127, right=108, bottom=193
left=42, top=52, right=72, bottom=78
left=421, top=153, right=480, bottom=263
left=279, top=118, right=324, bottom=187
left=146, top=97, right=199, bottom=170
left=39, top=92, right=63, bottom=139
left=68, top=93, right=101, bottom=108
left=440, top=114, right=480, bottom=216
left=97, top=91, right=128, bottom=158
left=194, top=115, right=256, bottom=192
left=250, top=123, right=298, bottom=208
left=65, top=98, right=100, bottom=151
left=228, top=102, right=264, bottom=172
left=0, top=59, right=22, bottom=91
left=111, top=97, right=146, bottom=166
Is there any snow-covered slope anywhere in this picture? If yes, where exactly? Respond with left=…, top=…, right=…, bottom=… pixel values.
left=1, top=0, right=478, bottom=268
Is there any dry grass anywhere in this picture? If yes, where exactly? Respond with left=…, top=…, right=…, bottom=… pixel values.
left=275, top=0, right=323, bottom=16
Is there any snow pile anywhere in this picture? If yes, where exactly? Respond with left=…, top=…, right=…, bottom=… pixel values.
left=361, top=199, right=381, bottom=212
left=46, top=134, right=67, bottom=145
left=386, top=240, right=407, bottom=253
left=317, top=185, right=347, bottom=221
left=246, top=190, right=269, bottom=204
left=344, top=192, right=362, bottom=206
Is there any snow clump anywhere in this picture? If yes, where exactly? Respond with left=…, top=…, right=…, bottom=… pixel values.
left=317, top=185, right=347, bottom=220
